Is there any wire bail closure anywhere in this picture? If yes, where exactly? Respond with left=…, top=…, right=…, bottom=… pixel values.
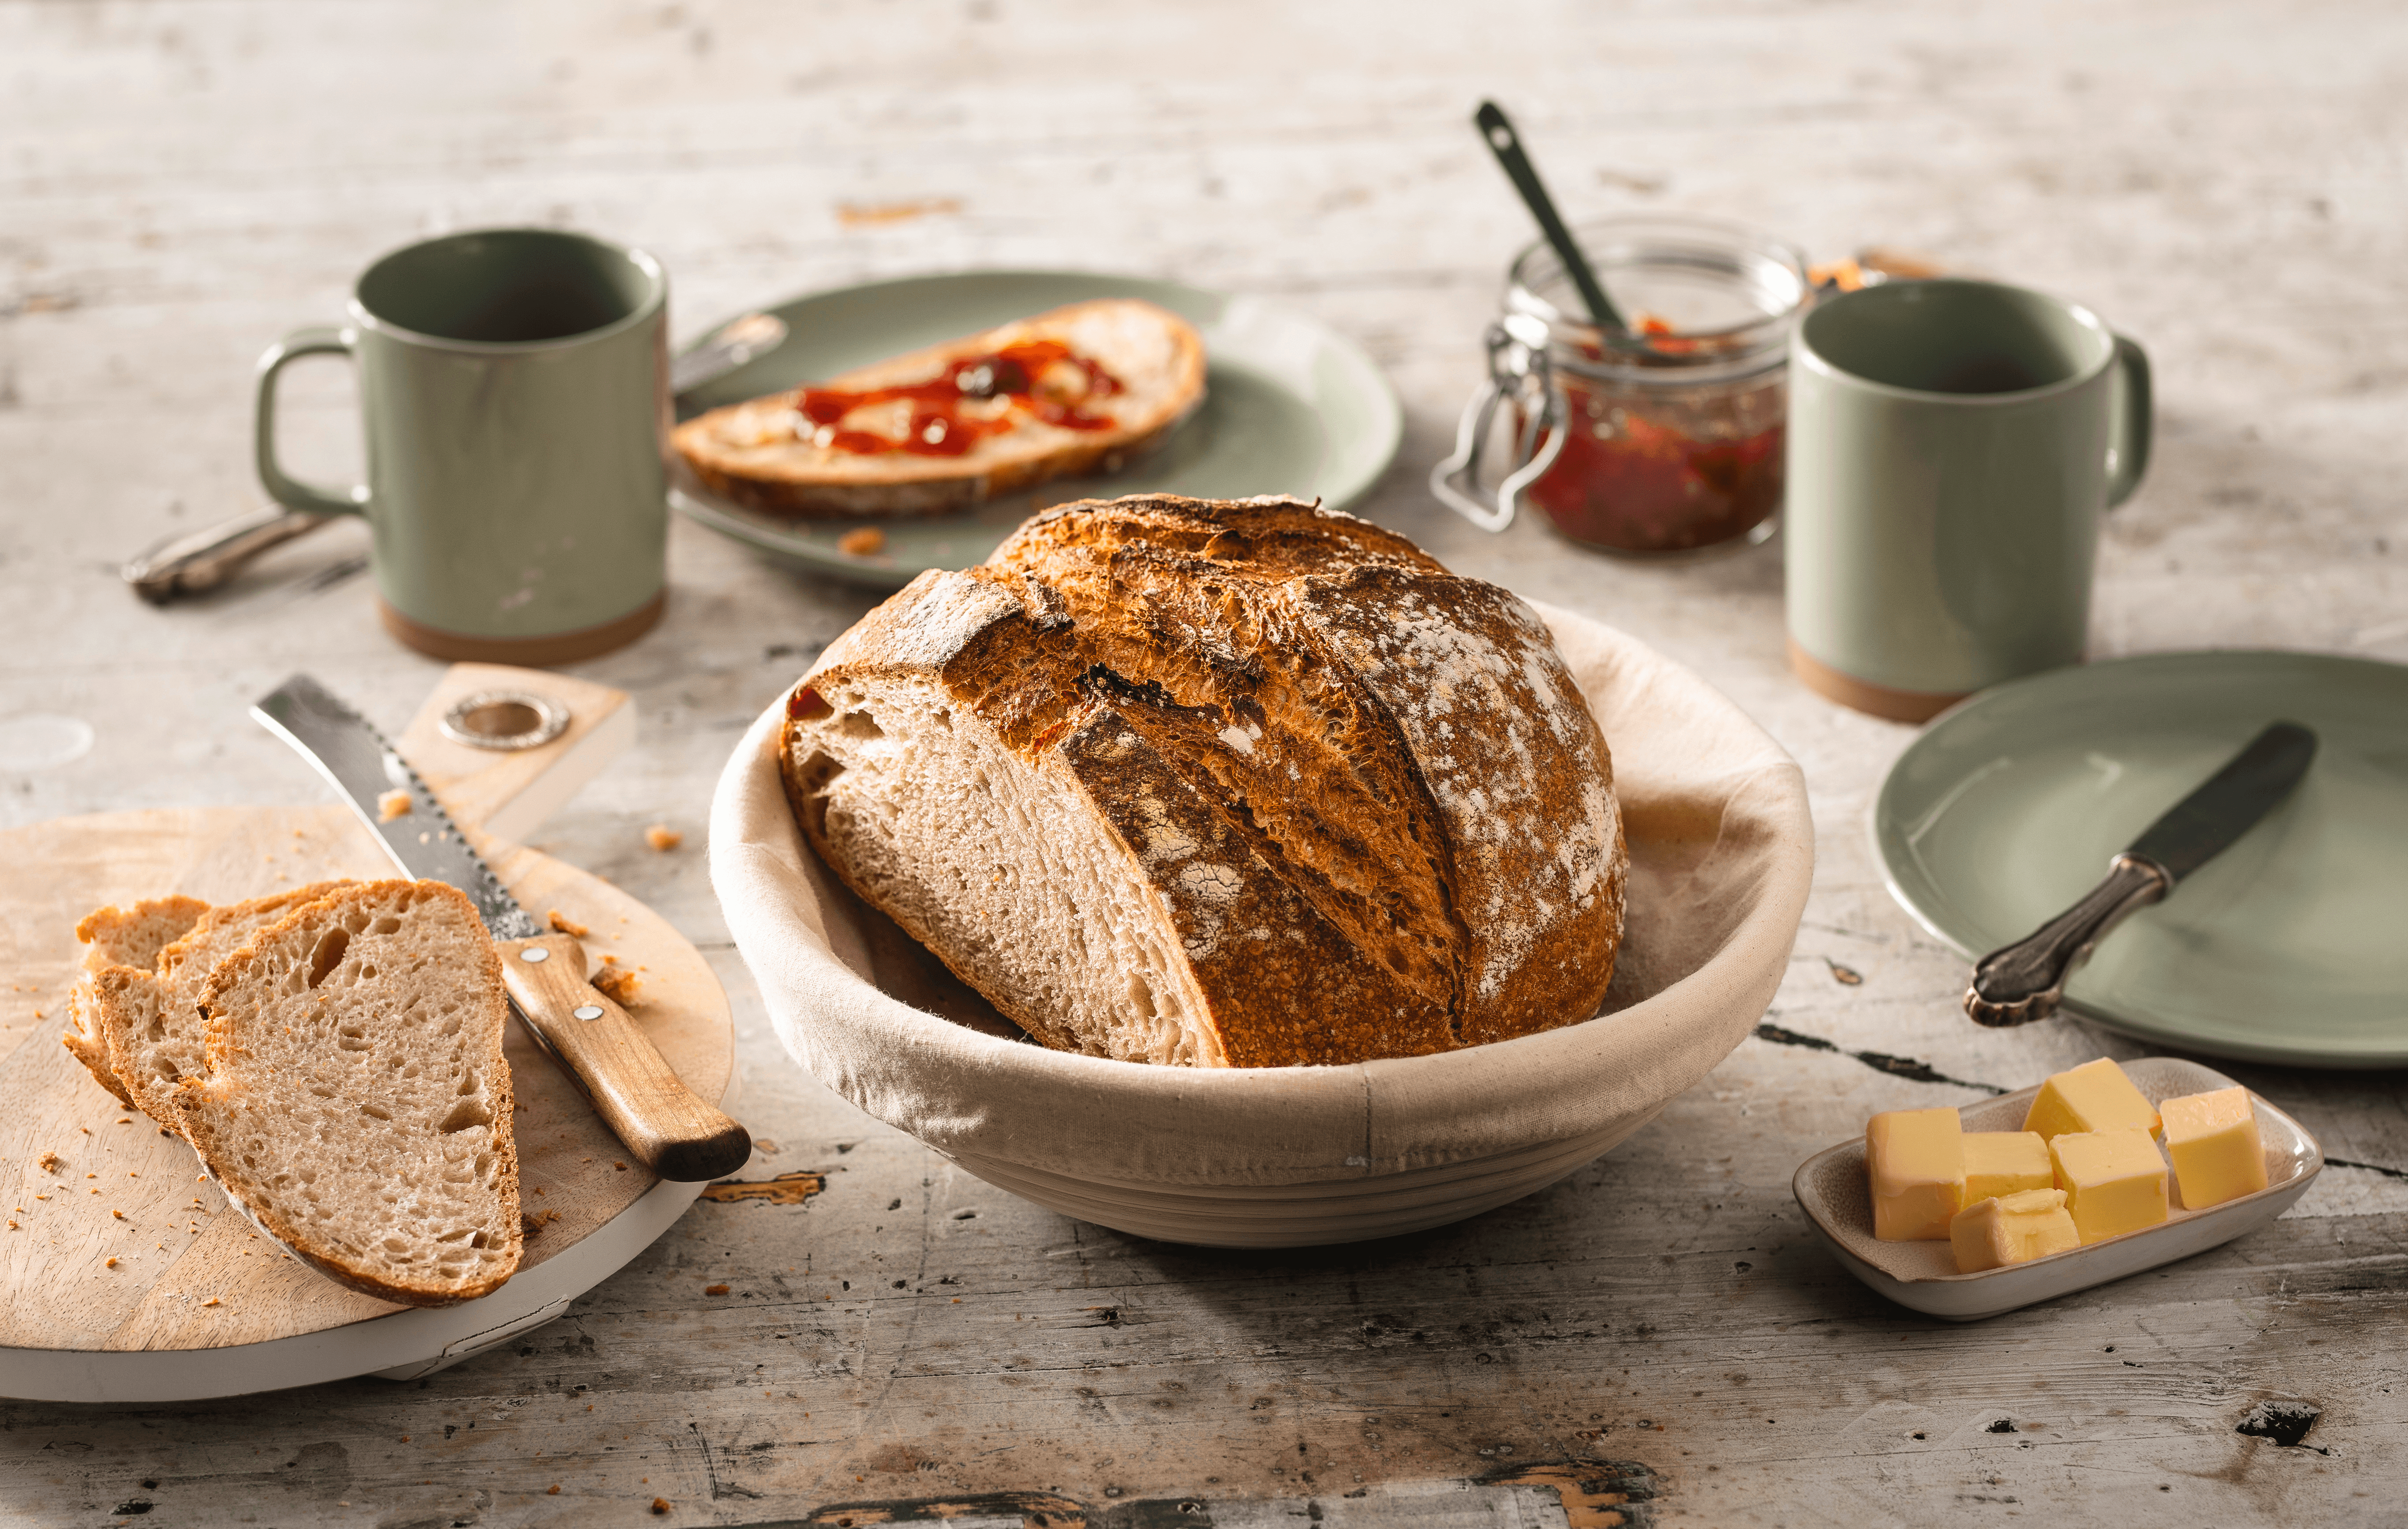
left=1428, top=315, right=1567, bottom=534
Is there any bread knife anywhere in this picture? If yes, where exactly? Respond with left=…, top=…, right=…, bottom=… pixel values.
left=1963, top=720, right=2318, bottom=1027
left=252, top=673, right=752, bottom=1181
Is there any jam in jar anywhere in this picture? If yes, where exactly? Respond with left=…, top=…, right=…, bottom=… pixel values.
left=1433, top=216, right=1810, bottom=556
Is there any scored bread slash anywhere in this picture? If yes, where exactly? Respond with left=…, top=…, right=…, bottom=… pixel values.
left=673, top=298, right=1206, bottom=520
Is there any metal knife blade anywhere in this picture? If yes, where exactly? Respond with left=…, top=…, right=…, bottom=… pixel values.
left=2125, top=720, right=2319, bottom=883
left=1964, top=719, right=2320, bottom=1026
left=251, top=672, right=752, bottom=1181
left=251, top=674, right=541, bottom=939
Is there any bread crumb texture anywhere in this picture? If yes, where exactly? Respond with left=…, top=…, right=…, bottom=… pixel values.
left=782, top=493, right=1628, bottom=1068
left=177, top=879, right=523, bottom=1306
left=546, top=909, right=589, bottom=938
left=644, top=824, right=682, bottom=851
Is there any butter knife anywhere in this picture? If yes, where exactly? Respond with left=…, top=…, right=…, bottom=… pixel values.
left=1963, top=720, right=2318, bottom=1027
left=253, top=673, right=752, bottom=1181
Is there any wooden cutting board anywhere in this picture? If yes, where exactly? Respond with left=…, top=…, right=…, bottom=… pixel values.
left=0, top=665, right=734, bottom=1400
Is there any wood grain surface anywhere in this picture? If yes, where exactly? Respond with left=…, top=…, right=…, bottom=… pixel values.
left=1, top=0, right=2404, bottom=1524
left=0, top=678, right=734, bottom=1353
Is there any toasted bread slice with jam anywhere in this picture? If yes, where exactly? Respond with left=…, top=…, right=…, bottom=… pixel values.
left=673, top=298, right=1206, bottom=519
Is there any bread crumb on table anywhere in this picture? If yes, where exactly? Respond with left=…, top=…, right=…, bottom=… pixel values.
left=837, top=526, right=887, bottom=557
left=104, top=1256, right=117, bottom=1268
left=705, top=1283, right=731, bottom=1295
left=201, top=1296, right=219, bottom=1307
left=377, top=789, right=413, bottom=821
left=547, top=909, right=589, bottom=938
left=37, top=1151, right=57, bottom=1173
left=643, top=823, right=682, bottom=851
left=652, top=1499, right=671, bottom=1515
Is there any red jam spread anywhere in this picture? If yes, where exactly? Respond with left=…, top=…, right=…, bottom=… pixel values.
left=1523, top=315, right=1785, bottom=554
left=790, top=340, right=1123, bottom=457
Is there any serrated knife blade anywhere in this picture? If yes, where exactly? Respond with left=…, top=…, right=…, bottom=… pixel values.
left=252, top=674, right=541, bottom=938
left=250, top=672, right=751, bottom=1182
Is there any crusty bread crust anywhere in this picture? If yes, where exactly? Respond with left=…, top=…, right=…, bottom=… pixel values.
left=673, top=299, right=1207, bottom=520
left=176, top=880, right=523, bottom=1307
left=781, top=494, right=1628, bottom=1067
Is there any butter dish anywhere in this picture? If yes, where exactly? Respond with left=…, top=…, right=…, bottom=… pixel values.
left=1792, top=1056, right=2321, bottom=1320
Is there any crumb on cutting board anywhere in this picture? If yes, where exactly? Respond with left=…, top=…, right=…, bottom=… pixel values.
left=592, top=967, right=641, bottom=1006
left=38, top=1151, right=58, bottom=1173
left=643, top=823, right=682, bottom=851
left=548, top=909, right=589, bottom=938
left=377, top=789, right=413, bottom=821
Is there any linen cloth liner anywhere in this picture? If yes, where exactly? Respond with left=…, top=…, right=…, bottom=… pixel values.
left=710, top=602, right=1813, bottom=1188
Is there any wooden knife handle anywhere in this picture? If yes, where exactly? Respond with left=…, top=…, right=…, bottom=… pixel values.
left=497, top=932, right=751, bottom=1182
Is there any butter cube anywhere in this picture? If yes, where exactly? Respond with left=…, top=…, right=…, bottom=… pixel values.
left=1950, top=1188, right=2082, bottom=1273
left=1963, top=1131, right=2054, bottom=1202
left=1866, top=1107, right=1964, bottom=1241
left=2049, top=1128, right=2169, bottom=1244
left=2022, top=1057, right=2160, bottom=1140
left=2160, top=1086, right=2268, bottom=1210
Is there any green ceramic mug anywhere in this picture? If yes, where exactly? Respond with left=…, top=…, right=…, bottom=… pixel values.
left=255, top=228, right=670, bottom=664
left=1784, top=278, right=2150, bottom=721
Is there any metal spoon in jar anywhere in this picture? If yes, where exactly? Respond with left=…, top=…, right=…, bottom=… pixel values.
left=124, top=310, right=790, bottom=604
left=1472, top=101, right=1630, bottom=336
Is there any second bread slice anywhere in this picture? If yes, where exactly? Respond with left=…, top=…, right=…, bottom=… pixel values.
left=178, top=879, right=523, bottom=1307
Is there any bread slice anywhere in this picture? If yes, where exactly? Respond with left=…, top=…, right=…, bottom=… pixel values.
left=174, top=879, right=523, bottom=1306
left=62, top=896, right=209, bottom=1106
left=92, top=881, right=354, bottom=1133
left=781, top=494, right=1627, bottom=1068
left=673, top=299, right=1207, bottom=519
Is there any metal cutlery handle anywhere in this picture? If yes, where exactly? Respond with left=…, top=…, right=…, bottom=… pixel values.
left=498, top=932, right=752, bottom=1183
left=122, top=507, right=333, bottom=603
left=1963, top=853, right=2172, bottom=1027
left=669, top=311, right=787, bottom=396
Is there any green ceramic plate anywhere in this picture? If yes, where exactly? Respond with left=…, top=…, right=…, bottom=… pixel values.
left=669, top=270, right=1402, bottom=589
left=1874, top=650, right=2408, bottom=1068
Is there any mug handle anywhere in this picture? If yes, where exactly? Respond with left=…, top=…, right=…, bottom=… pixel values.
left=255, top=327, right=369, bottom=517
left=2105, top=332, right=2152, bottom=509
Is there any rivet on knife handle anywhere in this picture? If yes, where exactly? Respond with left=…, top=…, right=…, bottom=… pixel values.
left=1964, top=854, right=2171, bottom=1027
left=499, top=932, right=752, bottom=1182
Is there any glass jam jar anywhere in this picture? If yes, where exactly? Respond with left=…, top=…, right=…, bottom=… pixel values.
left=1432, top=215, right=1811, bottom=555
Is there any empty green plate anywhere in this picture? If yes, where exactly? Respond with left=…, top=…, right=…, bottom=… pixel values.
left=669, top=270, right=1402, bottom=589
left=1875, top=650, right=2408, bottom=1068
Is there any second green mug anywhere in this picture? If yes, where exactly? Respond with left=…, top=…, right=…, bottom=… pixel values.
left=1783, top=277, right=2151, bottom=721
left=256, top=228, right=671, bottom=665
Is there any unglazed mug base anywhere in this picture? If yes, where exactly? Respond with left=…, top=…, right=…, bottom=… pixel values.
left=380, top=592, right=666, bottom=666
left=1787, top=638, right=1970, bottom=723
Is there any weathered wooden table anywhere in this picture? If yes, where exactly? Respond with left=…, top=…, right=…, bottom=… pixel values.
left=4, top=1, right=2403, bottom=1522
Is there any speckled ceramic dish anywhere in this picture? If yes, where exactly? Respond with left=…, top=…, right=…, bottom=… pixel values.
left=1873, top=650, right=2408, bottom=1068
left=670, top=270, right=1402, bottom=590
left=1793, top=1056, right=2322, bottom=1320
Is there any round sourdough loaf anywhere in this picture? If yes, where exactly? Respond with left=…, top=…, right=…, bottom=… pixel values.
left=777, top=494, right=1627, bottom=1067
